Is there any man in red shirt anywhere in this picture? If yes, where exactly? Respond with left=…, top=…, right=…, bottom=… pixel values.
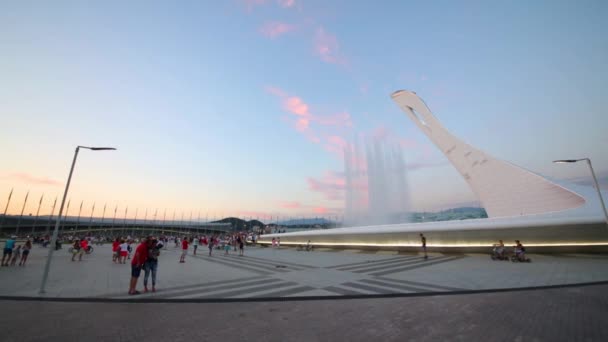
left=78, top=238, right=88, bottom=261
left=179, top=237, right=189, bottom=263
left=128, top=237, right=153, bottom=295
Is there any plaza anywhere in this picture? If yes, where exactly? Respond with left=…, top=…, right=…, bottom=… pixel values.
left=1, top=244, right=608, bottom=299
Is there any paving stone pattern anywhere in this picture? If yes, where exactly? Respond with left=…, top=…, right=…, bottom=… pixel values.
left=1, top=245, right=608, bottom=299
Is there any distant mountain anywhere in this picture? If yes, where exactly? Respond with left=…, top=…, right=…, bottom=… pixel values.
left=410, top=207, right=487, bottom=222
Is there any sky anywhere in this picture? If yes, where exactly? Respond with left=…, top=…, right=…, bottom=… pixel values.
left=1, top=0, right=607, bottom=221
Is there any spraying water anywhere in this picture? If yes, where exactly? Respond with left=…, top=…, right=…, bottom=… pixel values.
left=344, top=137, right=410, bottom=226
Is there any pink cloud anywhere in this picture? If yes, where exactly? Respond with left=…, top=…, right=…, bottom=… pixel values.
left=314, top=111, right=352, bottom=127
left=0, top=173, right=61, bottom=187
left=313, top=206, right=329, bottom=214
left=284, top=96, right=310, bottom=116
left=277, top=0, right=296, bottom=8
left=265, top=85, right=288, bottom=97
left=323, top=135, right=348, bottom=156
left=238, top=210, right=273, bottom=220
left=259, top=22, right=295, bottom=39
left=307, top=171, right=345, bottom=201
left=313, top=27, right=347, bottom=65
left=279, top=201, right=302, bottom=209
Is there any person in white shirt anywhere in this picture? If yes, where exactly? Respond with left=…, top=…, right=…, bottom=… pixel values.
left=193, top=237, right=199, bottom=255
left=119, top=241, right=129, bottom=264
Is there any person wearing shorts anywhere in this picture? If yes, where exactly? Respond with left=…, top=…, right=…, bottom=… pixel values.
left=2, top=236, right=16, bottom=267
left=193, top=237, right=199, bottom=255
left=238, top=236, right=244, bottom=256
left=129, top=237, right=151, bottom=295
left=179, top=237, right=189, bottom=263
left=19, top=239, right=32, bottom=266
left=119, top=240, right=129, bottom=264
left=420, top=233, right=427, bottom=259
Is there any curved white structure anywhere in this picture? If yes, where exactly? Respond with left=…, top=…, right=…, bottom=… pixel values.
left=260, top=91, right=608, bottom=252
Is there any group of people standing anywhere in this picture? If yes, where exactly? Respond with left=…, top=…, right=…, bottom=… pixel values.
left=1, top=236, right=31, bottom=266
left=127, top=236, right=162, bottom=295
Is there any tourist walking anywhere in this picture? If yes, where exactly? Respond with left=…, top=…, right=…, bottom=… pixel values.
left=128, top=237, right=152, bottom=295
left=144, top=239, right=160, bottom=293
left=193, top=236, right=199, bottom=255
left=112, top=238, right=120, bottom=263
left=420, top=233, right=428, bottom=259
left=19, top=239, right=32, bottom=266
left=208, top=236, right=214, bottom=256
left=2, top=235, right=16, bottom=266
left=119, top=240, right=129, bottom=264
left=10, top=245, right=21, bottom=266
left=179, top=237, right=189, bottom=263
left=224, top=237, right=230, bottom=255
left=71, top=239, right=80, bottom=262
left=78, top=238, right=88, bottom=261
left=238, top=235, right=244, bottom=256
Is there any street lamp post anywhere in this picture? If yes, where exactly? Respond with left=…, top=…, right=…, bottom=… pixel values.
left=554, top=158, right=608, bottom=226
left=39, top=146, right=116, bottom=294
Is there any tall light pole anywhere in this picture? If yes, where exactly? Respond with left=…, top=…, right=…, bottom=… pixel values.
left=15, top=190, right=29, bottom=235
left=40, top=146, right=116, bottom=294
left=554, top=158, right=608, bottom=226
left=32, top=194, right=44, bottom=234
left=0, top=188, right=14, bottom=233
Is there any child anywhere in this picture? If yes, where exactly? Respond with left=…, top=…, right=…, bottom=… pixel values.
left=10, top=245, right=21, bottom=266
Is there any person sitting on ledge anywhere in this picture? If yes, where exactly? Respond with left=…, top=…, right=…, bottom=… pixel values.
left=306, top=240, right=313, bottom=252
left=514, top=240, right=526, bottom=261
left=492, top=240, right=505, bottom=258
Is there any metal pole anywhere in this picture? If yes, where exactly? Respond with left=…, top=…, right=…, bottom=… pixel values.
left=0, top=188, right=14, bottom=233
left=100, top=203, right=107, bottom=233
left=40, top=147, right=80, bottom=293
left=88, top=202, right=96, bottom=230
left=586, top=158, right=608, bottom=225
left=32, top=194, right=44, bottom=234
left=112, top=205, right=117, bottom=231
left=15, top=190, right=29, bottom=235
left=46, top=196, right=57, bottom=235
left=76, top=200, right=83, bottom=230
left=132, top=208, right=138, bottom=237
left=123, top=206, right=128, bottom=236
left=61, top=199, right=70, bottom=235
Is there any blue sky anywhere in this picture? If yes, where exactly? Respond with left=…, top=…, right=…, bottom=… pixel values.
left=0, top=0, right=607, bottom=220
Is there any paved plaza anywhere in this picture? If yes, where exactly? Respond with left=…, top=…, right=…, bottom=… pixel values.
left=1, top=244, right=608, bottom=299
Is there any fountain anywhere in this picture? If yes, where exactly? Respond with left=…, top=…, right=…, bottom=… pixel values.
left=343, top=137, right=410, bottom=226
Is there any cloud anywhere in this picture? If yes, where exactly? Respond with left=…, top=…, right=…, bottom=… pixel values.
left=259, top=22, right=295, bottom=39
left=279, top=201, right=302, bottom=209
left=307, top=171, right=345, bottom=201
left=313, top=206, right=329, bottom=214
left=284, top=96, right=310, bottom=116
left=0, top=173, right=61, bottom=187
left=406, top=160, right=450, bottom=171
left=277, top=0, right=296, bottom=8
left=238, top=210, right=273, bottom=219
left=313, top=27, right=347, bottom=65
